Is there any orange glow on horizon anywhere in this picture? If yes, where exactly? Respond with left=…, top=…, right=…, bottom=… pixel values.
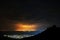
left=15, top=23, right=37, bottom=31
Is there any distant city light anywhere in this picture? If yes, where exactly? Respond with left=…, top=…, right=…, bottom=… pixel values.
left=15, top=23, right=38, bottom=31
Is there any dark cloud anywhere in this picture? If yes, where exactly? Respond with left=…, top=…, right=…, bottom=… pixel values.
left=0, top=0, right=60, bottom=31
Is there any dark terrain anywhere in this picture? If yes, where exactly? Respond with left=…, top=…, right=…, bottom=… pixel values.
left=0, top=25, right=60, bottom=40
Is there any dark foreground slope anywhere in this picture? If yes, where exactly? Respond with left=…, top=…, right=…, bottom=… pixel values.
left=0, top=25, right=60, bottom=40
left=22, top=25, right=60, bottom=40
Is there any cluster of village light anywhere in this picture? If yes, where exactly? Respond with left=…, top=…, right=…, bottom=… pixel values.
left=4, top=34, right=34, bottom=39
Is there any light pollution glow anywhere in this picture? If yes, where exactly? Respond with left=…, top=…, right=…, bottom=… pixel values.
left=15, top=23, right=38, bottom=31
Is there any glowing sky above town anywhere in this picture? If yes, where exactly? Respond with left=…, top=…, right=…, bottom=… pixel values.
left=15, top=23, right=38, bottom=31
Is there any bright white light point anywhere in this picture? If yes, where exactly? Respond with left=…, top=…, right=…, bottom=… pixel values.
left=4, top=35, right=34, bottom=39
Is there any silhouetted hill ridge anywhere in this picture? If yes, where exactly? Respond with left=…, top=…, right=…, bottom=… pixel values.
left=0, top=25, right=60, bottom=40
left=22, top=25, right=60, bottom=40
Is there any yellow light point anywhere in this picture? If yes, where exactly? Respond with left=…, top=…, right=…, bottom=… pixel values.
left=15, top=24, right=37, bottom=31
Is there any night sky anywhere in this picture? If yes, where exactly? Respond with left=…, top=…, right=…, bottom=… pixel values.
left=0, top=0, right=60, bottom=31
